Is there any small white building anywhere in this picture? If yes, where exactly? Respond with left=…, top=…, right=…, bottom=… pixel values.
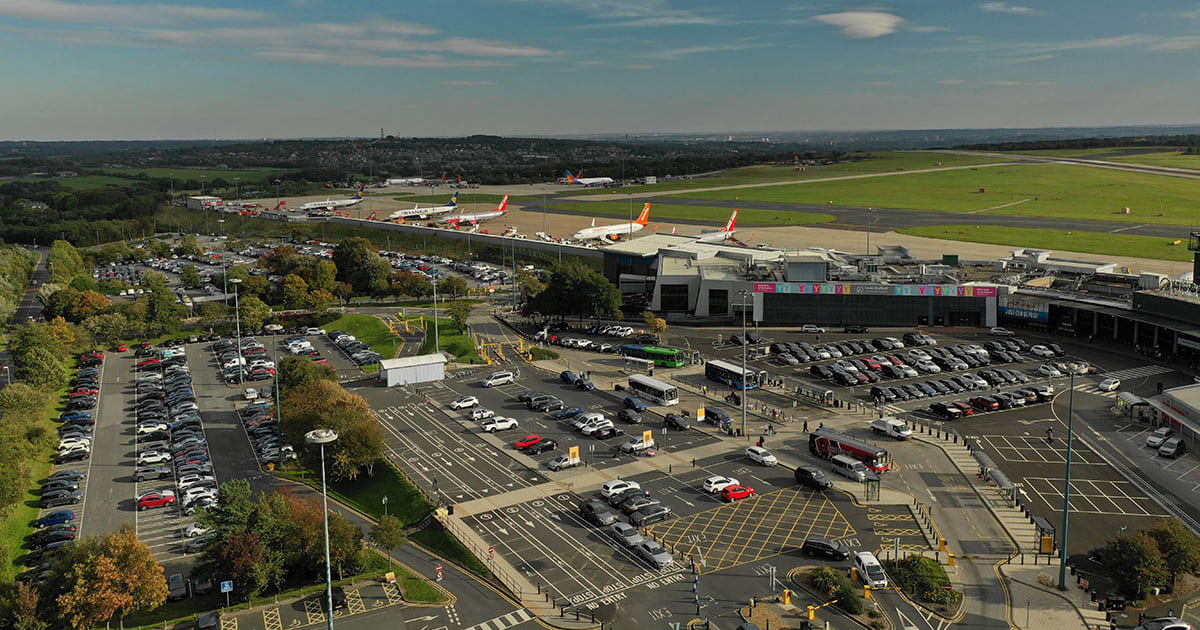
left=378, top=353, right=447, bottom=387
left=186, top=195, right=223, bottom=210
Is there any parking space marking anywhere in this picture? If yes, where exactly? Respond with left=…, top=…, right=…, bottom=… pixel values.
left=977, top=434, right=1107, bottom=465
left=647, top=487, right=855, bottom=574
left=302, top=598, right=325, bottom=625
left=262, top=607, right=281, bottom=630
left=1023, top=477, right=1169, bottom=517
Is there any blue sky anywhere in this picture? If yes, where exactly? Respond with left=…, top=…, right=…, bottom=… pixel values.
left=2, top=0, right=1200, bottom=140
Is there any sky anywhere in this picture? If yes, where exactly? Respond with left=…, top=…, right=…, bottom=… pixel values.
left=3, top=0, right=1200, bottom=140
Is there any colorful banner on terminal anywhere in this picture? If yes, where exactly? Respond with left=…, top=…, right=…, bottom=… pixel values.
left=998, top=296, right=1050, bottom=322
left=753, top=283, right=997, bottom=297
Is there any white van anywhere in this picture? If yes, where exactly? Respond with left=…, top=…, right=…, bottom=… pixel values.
left=831, top=454, right=868, bottom=482
left=870, top=417, right=912, bottom=440
left=581, top=418, right=614, bottom=436
left=483, top=371, right=515, bottom=387
left=572, top=411, right=604, bottom=431
left=854, top=552, right=888, bottom=588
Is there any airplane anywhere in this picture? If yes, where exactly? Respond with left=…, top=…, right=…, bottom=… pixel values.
left=572, top=203, right=650, bottom=242
left=386, top=177, right=424, bottom=186
left=693, top=209, right=738, bottom=243
left=386, top=192, right=459, bottom=221
left=438, top=195, right=508, bottom=227
left=299, top=192, right=364, bottom=212
left=564, top=170, right=615, bottom=187
left=270, top=201, right=287, bottom=211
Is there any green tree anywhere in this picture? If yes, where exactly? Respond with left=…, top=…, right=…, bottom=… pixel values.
left=515, top=268, right=545, bottom=300
left=642, top=310, right=667, bottom=337
left=362, top=259, right=393, bottom=300
left=280, top=274, right=309, bottom=309
left=526, top=262, right=620, bottom=321
left=437, top=276, right=468, bottom=298
left=0, top=382, right=50, bottom=419
left=282, top=379, right=383, bottom=481
left=16, top=347, right=66, bottom=390
left=47, top=240, right=84, bottom=286
left=446, top=301, right=471, bottom=334
left=241, top=274, right=270, bottom=300
left=277, top=355, right=336, bottom=396
left=237, top=296, right=271, bottom=332
left=174, top=234, right=202, bottom=256
left=195, top=301, right=228, bottom=329
left=335, top=281, right=354, bottom=306
left=332, top=237, right=376, bottom=285
left=1104, top=531, right=1168, bottom=597
left=145, top=276, right=184, bottom=336
left=303, top=289, right=334, bottom=313
left=369, top=515, right=406, bottom=570
left=81, top=313, right=129, bottom=346
left=147, top=240, right=172, bottom=259
left=306, top=260, right=338, bottom=294
left=179, top=264, right=202, bottom=290
left=1149, top=519, right=1200, bottom=583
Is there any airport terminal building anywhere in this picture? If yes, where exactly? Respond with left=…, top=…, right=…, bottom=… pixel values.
left=602, top=235, right=1005, bottom=327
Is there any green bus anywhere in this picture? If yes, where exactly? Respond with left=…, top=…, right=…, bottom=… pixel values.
left=619, top=344, right=687, bottom=368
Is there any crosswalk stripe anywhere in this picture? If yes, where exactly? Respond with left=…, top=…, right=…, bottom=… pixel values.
left=462, top=609, right=533, bottom=630
left=1102, top=365, right=1173, bottom=380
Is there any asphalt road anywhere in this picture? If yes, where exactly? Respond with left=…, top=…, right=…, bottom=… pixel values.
left=0, top=245, right=47, bottom=388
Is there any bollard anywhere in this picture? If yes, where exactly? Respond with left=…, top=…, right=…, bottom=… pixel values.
left=692, top=458, right=696, bottom=467
left=669, top=464, right=672, bottom=474
left=575, top=611, right=580, bottom=621
left=560, top=606, right=564, bottom=618
left=538, top=583, right=542, bottom=594
left=591, top=612, right=595, bottom=623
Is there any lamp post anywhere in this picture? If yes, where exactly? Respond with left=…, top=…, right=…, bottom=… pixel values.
left=231, top=278, right=243, bottom=386
left=274, top=179, right=281, bottom=207
left=1, top=366, right=10, bottom=386
left=305, top=429, right=339, bottom=630
left=1057, top=371, right=1076, bottom=590
left=432, top=278, right=440, bottom=353
left=865, top=207, right=876, bottom=254
left=738, top=289, right=750, bottom=440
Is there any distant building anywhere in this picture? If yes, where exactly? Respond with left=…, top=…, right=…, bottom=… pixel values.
left=378, top=353, right=446, bottom=387
left=186, top=195, right=223, bottom=210
left=641, top=176, right=657, bottom=185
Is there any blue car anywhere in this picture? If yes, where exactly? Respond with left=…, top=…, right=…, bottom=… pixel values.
left=623, top=396, right=647, bottom=412
left=36, top=510, right=75, bottom=528
left=553, top=407, right=584, bottom=420
left=59, top=411, right=92, bottom=422
left=559, top=370, right=578, bottom=385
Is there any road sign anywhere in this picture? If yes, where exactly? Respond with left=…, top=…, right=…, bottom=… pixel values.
left=220, top=580, right=233, bottom=593
left=568, top=445, right=580, bottom=460
left=943, top=583, right=953, bottom=591
left=436, top=564, right=443, bottom=582
left=642, top=429, right=653, bottom=444
left=697, top=407, right=706, bottom=420
left=488, top=546, right=494, bottom=561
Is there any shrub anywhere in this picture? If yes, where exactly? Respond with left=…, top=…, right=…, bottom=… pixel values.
left=926, top=588, right=960, bottom=607
left=810, top=566, right=842, bottom=597
left=530, top=347, right=559, bottom=360
left=835, top=583, right=864, bottom=614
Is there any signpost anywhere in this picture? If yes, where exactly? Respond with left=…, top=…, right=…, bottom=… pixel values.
left=488, top=546, right=495, bottom=564
left=436, top=564, right=443, bottom=582
left=220, top=580, right=233, bottom=608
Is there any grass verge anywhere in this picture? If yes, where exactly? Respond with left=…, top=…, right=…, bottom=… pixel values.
left=322, top=313, right=401, bottom=373
left=418, top=316, right=484, bottom=364
left=896, top=224, right=1195, bottom=262
left=410, top=525, right=490, bottom=577
left=390, top=562, right=445, bottom=602
left=544, top=202, right=834, bottom=227
left=277, top=459, right=432, bottom=527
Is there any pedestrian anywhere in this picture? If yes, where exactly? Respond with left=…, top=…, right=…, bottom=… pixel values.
left=819, top=422, right=824, bottom=429
left=803, top=420, right=809, bottom=432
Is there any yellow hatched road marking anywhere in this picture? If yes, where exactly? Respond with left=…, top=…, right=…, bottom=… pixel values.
left=262, top=607, right=281, bottom=630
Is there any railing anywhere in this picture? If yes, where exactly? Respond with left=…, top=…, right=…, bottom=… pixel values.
left=438, top=513, right=525, bottom=601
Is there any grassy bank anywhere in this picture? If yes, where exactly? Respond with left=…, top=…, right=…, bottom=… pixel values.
left=277, top=459, right=432, bottom=527
left=410, top=526, right=490, bottom=577
left=675, top=163, right=1200, bottom=226
left=321, top=314, right=399, bottom=374
left=544, top=201, right=834, bottom=227
left=572, top=152, right=1009, bottom=196
left=897, top=225, right=1195, bottom=262
left=418, top=316, right=483, bottom=364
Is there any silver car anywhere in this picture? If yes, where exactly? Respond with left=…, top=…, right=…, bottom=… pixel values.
left=636, top=541, right=674, bottom=569
left=608, top=522, right=644, bottom=548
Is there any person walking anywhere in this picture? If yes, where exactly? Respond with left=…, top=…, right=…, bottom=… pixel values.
left=803, top=420, right=809, bottom=432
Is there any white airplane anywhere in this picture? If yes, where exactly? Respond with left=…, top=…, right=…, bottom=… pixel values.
left=299, top=192, right=363, bottom=212
left=572, top=203, right=651, bottom=242
left=387, top=192, right=459, bottom=221
left=386, top=177, right=424, bottom=185
left=438, top=195, right=509, bottom=227
left=564, top=170, right=614, bottom=187
left=693, top=209, right=739, bottom=243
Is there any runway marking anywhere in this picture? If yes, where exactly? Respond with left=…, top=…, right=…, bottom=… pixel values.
left=1108, top=223, right=1147, bottom=233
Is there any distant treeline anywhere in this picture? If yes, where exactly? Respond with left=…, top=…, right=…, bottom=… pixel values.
left=956, top=135, right=1200, bottom=152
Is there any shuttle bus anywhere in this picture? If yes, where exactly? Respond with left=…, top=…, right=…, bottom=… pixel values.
left=618, top=345, right=687, bottom=368
left=627, top=374, right=679, bottom=406
left=808, top=428, right=891, bottom=473
left=705, top=359, right=763, bottom=390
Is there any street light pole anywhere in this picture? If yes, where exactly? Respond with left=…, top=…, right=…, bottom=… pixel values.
left=231, top=278, right=243, bottom=386
left=739, top=290, right=749, bottom=440
left=1057, top=371, right=1076, bottom=590
left=432, top=279, right=439, bottom=353
left=305, top=429, right=339, bottom=630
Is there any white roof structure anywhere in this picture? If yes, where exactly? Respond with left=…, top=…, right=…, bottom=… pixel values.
left=379, top=354, right=447, bottom=370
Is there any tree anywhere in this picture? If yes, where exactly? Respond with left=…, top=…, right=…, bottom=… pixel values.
left=335, top=282, right=354, bottom=306
left=447, top=301, right=471, bottom=333
left=437, top=276, right=468, bottom=298
left=1104, top=531, right=1168, bottom=597
left=180, top=265, right=202, bottom=290
left=236, top=274, right=268, bottom=300
left=393, top=272, right=431, bottom=298
left=282, top=380, right=383, bottom=481
left=11, top=582, right=47, bottom=630
left=81, top=312, right=128, bottom=346
left=332, top=237, right=376, bottom=285
left=280, top=274, right=309, bottom=309
left=145, top=279, right=184, bottom=336
left=195, top=302, right=228, bottom=329
left=16, top=347, right=66, bottom=390
left=46, top=316, right=76, bottom=346
left=71, top=291, right=110, bottom=321
left=306, top=260, right=338, bottom=294
left=237, top=296, right=271, bottom=332
left=174, top=234, right=202, bottom=256
left=303, top=289, right=334, bottom=313
left=277, top=355, right=336, bottom=395
left=369, top=515, right=406, bottom=570
left=642, top=310, right=667, bottom=337
left=55, top=526, right=167, bottom=629
left=515, top=268, right=545, bottom=300
left=1149, top=519, right=1200, bottom=583
left=0, top=383, right=50, bottom=419
left=526, top=262, right=620, bottom=321
left=362, top=260, right=393, bottom=300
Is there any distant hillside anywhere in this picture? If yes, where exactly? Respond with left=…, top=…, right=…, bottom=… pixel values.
left=955, top=134, right=1200, bottom=152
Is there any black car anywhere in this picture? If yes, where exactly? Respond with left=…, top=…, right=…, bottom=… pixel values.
left=617, top=409, right=643, bottom=424
left=41, top=479, right=80, bottom=493
left=592, top=426, right=625, bottom=440
left=810, top=365, right=834, bottom=380
left=40, top=490, right=82, bottom=508
left=801, top=536, right=850, bottom=560
left=46, top=470, right=87, bottom=483
left=55, top=449, right=89, bottom=464
left=533, top=398, right=565, bottom=412
left=607, top=487, right=652, bottom=507
left=794, top=466, right=833, bottom=489
left=629, top=504, right=672, bottom=526
left=843, top=325, right=869, bottom=334
left=526, top=439, right=557, bottom=455
left=664, top=413, right=690, bottom=430
left=329, top=586, right=348, bottom=611
left=930, top=402, right=963, bottom=420
left=580, top=501, right=618, bottom=526
left=576, top=379, right=595, bottom=391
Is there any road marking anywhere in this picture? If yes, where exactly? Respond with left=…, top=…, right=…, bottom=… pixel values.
left=262, top=607, right=282, bottom=630
left=461, top=608, right=534, bottom=630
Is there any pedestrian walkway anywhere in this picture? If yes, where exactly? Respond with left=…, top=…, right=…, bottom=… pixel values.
left=1100, top=364, right=1173, bottom=381
left=462, top=608, right=534, bottom=630
left=1001, top=563, right=1111, bottom=629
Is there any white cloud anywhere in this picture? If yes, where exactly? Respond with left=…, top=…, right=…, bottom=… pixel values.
left=814, top=12, right=904, bottom=39
left=645, top=40, right=772, bottom=60
left=909, top=25, right=949, bottom=33
left=938, top=79, right=966, bottom=85
left=253, top=50, right=506, bottom=68
left=978, top=2, right=1042, bottom=15
left=984, top=80, right=1054, bottom=86
left=0, top=0, right=266, bottom=25
left=583, top=15, right=723, bottom=28
left=1003, top=53, right=1057, bottom=63
left=440, top=80, right=497, bottom=86
left=1147, top=37, right=1200, bottom=51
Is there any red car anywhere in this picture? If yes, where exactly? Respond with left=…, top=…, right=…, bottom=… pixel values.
left=80, top=350, right=104, bottom=360
left=721, top=485, right=756, bottom=502
left=115, top=344, right=128, bottom=352
left=136, top=358, right=161, bottom=369
left=139, top=341, right=152, bottom=349
left=68, top=389, right=97, bottom=397
left=137, top=491, right=177, bottom=511
left=513, top=435, right=543, bottom=450
left=951, top=401, right=975, bottom=416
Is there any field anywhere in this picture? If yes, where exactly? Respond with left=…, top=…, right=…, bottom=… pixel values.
left=100, top=166, right=288, bottom=181
left=544, top=201, right=834, bottom=227
left=14, top=174, right=134, bottom=190
left=897, top=225, right=1195, bottom=263
left=321, top=313, right=399, bottom=373
left=673, top=163, right=1200, bottom=225
left=1003, top=148, right=1143, bottom=158
left=572, top=151, right=1011, bottom=196
left=1107, top=151, right=1200, bottom=170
